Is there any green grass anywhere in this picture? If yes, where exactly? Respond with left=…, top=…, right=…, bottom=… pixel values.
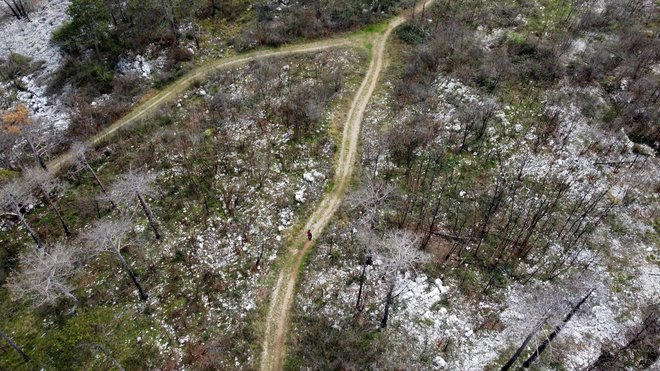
left=362, top=21, right=390, bottom=34
left=0, top=291, right=161, bottom=369
left=523, top=0, right=574, bottom=35
left=0, top=168, right=19, bottom=181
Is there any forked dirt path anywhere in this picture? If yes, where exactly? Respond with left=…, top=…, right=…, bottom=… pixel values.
left=47, top=37, right=357, bottom=171
left=259, top=1, right=433, bottom=369
left=39, top=3, right=430, bottom=368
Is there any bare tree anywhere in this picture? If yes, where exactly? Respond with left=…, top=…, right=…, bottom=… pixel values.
left=81, top=219, right=148, bottom=301
left=106, top=170, right=161, bottom=240
left=500, top=272, right=601, bottom=369
left=588, top=304, right=659, bottom=370
left=252, top=221, right=274, bottom=271
left=1, top=0, right=31, bottom=21
left=71, top=142, right=116, bottom=209
left=500, top=310, right=551, bottom=371
left=0, top=127, right=18, bottom=169
left=209, top=0, right=221, bottom=17
left=377, top=230, right=429, bottom=329
left=354, top=226, right=377, bottom=312
left=6, top=243, right=80, bottom=314
left=24, top=167, right=71, bottom=236
left=161, top=0, right=178, bottom=42
left=522, top=288, right=596, bottom=368
left=0, top=178, right=44, bottom=248
left=347, top=177, right=394, bottom=230
left=1, top=105, right=53, bottom=170
left=455, top=100, right=497, bottom=153
left=0, top=329, right=29, bottom=363
left=101, top=0, right=129, bottom=25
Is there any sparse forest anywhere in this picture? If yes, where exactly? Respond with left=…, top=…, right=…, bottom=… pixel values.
left=287, top=0, right=658, bottom=369
left=0, top=45, right=366, bottom=368
left=0, top=0, right=658, bottom=369
left=50, top=0, right=411, bottom=141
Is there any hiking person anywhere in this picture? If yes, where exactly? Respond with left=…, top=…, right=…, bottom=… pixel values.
left=307, top=229, right=312, bottom=241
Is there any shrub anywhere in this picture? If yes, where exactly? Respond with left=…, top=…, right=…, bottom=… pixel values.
left=506, top=35, right=562, bottom=85
left=0, top=53, right=40, bottom=81
left=168, top=47, right=194, bottom=63
left=396, top=23, right=427, bottom=45
left=53, top=0, right=113, bottom=55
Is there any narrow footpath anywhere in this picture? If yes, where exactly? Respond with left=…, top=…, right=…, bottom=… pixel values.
left=259, top=2, right=432, bottom=369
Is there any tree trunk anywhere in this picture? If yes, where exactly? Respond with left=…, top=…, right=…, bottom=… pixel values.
left=14, top=0, right=29, bottom=20
left=102, top=0, right=118, bottom=25
left=254, top=243, right=265, bottom=270
left=7, top=0, right=29, bottom=20
left=500, top=313, right=550, bottom=370
left=475, top=177, right=502, bottom=258
left=161, top=0, right=178, bottom=43
left=56, top=283, right=79, bottom=315
left=210, top=0, right=221, bottom=17
left=88, top=15, right=101, bottom=56
left=2, top=0, right=21, bottom=19
left=137, top=193, right=160, bottom=240
left=0, top=329, right=30, bottom=363
left=522, top=288, right=595, bottom=368
left=411, top=0, right=416, bottom=21
left=380, top=280, right=396, bottom=329
left=25, top=137, right=46, bottom=170
left=13, top=202, right=44, bottom=248
left=21, top=215, right=43, bottom=248
left=421, top=194, right=441, bottom=250
left=42, top=189, right=71, bottom=237
left=356, top=257, right=368, bottom=312
left=85, top=161, right=116, bottom=209
left=113, top=245, right=148, bottom=301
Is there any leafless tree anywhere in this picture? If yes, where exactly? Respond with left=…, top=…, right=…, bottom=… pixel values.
left=209, top=0, right=221, bottom=17
left=81, top=219, right=148, bottom=301
left=102, top=0, right=129, bottom=25
left=1, top=105, right=53, bottom=170
left=105, top=170, right=161, bottom=240
left=279, top=82, right=332, bottom=141
left=588, top=304, right=659, bottom=370
left=252, top=221, right=274, bottom=271
left=377, top=230, right=429, bottom=329
left=347, top=177, right=394, bottom=230
left=1, top=0, right=31, bottom=21
left=0, top=128, right=18, bottom=169
left=455, top=100, right=497, bottom=153
left=0, top=178, right=44, bottom=248
left=71, top=142, right=116, bottom=209
left=500, top=309, right=552, bottom=370
left=24, top=167, right=71, bottom=236
left=161, top=0, right=178, bottom=42
left=0, top=329, right=29, bottom=363
left=521, top=288, right=595, bottom=368
left=353, top=224, right=380, bottom=312
left=501, top=273, right=601, bottom=369
left=6, top=243, right=80, bottom=314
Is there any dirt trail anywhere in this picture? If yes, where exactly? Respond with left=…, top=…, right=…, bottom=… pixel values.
left=47, top=37, right=354, bottom=171
left=38, top=3, right=428, bottom=368
left=259, top=2, right=432, bottom=369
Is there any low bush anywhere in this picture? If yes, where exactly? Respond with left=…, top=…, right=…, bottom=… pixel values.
left=0, top=53, right=41, bottom=82
left=396, top=23, right=427, bottom=44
